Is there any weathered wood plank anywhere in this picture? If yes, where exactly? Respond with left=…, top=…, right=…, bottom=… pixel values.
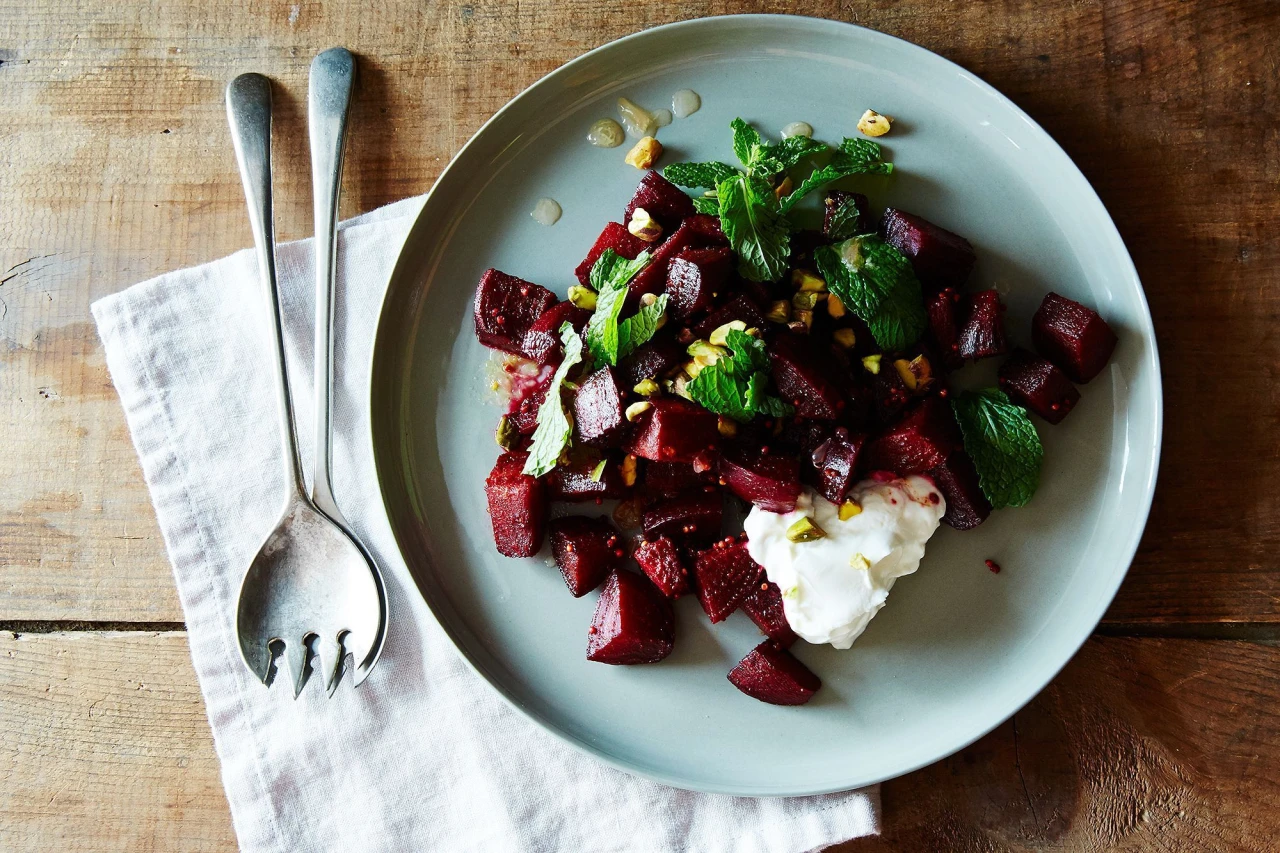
left=3, top=632, right=1276, bottom=852
left=0, top=1, right=1276, bottom=627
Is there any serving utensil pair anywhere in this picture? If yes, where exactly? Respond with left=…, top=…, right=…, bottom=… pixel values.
left=225, top=49, right=387, bottom=696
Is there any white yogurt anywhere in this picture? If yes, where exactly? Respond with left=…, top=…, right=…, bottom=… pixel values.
left=671, top=89, right=701, bottom=118
left=781, top=121, right=814, bottom=139
left=743, top=478, right=945, bottom=649
left=530, top=198, right=562, bottom=226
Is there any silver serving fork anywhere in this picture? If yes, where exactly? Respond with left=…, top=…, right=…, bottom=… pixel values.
left=225, top=56, right=386, bottom=697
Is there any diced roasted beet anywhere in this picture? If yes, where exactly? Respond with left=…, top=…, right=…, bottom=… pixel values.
left=484, top=451, right=546, bottom=557
left=642, top=460, right=716, bottom=498
left=693, top=540, right=763, bottom=623
left=740, top=582, right=798, bottom=648
left=587, top=569, right=675, bottom=665
left=546, top=453, right=629, bottom=501
left=633, top=536, right=691, bottom=599
left=925, top=287, right=964, bottom=370
left=508, top=385, right=547, bottom=435
left=473, top=269, right=558, bottom=356
left=881, top=208, right=976, bottom=294
left=822, top=191, right=871, bottom=241
left=776, top=420, right=834, bottom=457
left=691, top=294, right=766, bottom=339
left=1031, top=292, right=1118, bottom=383
left=928, top=451, right=992, bottom=531
left=718, top=447, right=801, bottom=513
left=957, top=290, right=1008, bottom=361
left=666, top=247, right=733, bottom=320
left=728, top=640, right=821, bottom=705
left=864, top=396, right=962, bottom=475
left=574, top=221, right=649, bottom=287
left=623, top=170, right=697, bottom=233
left=627, top=215, right=728, bottom=308
left=572, top=367, right=627, bottom=447
left=549, top=515, right=625, bottom=597
left=871, top=364, right=911, bottom=428
left=522, top=301, right=592, bottom=365
left=643, top=491, right=723, bottom=549
left=811, top=428, right=866, bottom=504
left=626, top=398, right=718, bottom=463
left=998, top=348, right=1081, bottom=424
left=618, top=335, right=685, bottom=389
left=770, top=333, right=846, bottom=420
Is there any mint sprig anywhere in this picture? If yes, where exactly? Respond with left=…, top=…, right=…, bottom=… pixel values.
left=780, top=138, right=892, bottom=213
left=583, top=249, right=656, bottom=365
left=685, top=329, right=792, bottom=423
left=523, top=323, right=585, bottom=478
left=951, top=389, right=1044, bottom=508
left=663, top=161, right=737, bottom=190
left=814, top=235, right=926, bottom=351
left=717, top=173, right=791, bottom=283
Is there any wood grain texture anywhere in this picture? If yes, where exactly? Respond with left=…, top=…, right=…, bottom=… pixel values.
left=3, top=632, right=1276, bottom=852
left=0, top=0, right=1276, bottom=624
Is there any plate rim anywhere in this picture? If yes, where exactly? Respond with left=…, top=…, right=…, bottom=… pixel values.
left=368, top=12, right=1164, bottom=796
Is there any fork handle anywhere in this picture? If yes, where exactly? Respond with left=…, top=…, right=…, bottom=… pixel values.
left=307, top=48, right=356, bottom=522
left=226, top=73, right=308, bottom=501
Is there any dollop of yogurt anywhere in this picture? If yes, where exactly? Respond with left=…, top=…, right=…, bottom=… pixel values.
left=743, top=477, right=945, bottom=649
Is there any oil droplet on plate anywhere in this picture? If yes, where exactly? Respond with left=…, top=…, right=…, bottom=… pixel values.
left=652, top=108, right=673, bottom=128
left=587, top=118, right=625, bottom=148
left=531, top=198, right=562, bottom=226
left=671, top=89, right=701, bottom=118
left=781, top=121, right=814, bottom=139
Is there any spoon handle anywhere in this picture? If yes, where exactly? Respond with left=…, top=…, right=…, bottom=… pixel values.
left=307, top=48, right=356, bottom=522
left=226, top=73, right=307, bottom=501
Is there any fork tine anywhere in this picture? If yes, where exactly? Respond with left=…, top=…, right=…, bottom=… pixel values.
left=287, top=634, right=315, bottom=698
left=320, top=631, right=347, bottom=696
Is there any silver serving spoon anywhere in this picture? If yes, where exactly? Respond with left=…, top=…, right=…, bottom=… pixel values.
left=226, top=62, right=385, bottom=697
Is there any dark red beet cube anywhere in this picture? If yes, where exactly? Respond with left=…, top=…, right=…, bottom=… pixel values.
left=484, top=451, right=546, bottom=557
left=549, top=515, right=624, bottom=597
left=740, top=582, right=797, bottom=648
left=633, top=536, right=690, bottom=599
left=643, top=491, right=723, bottom=549
left=546, top=453, right=628, bottom=502
left=508, top=385, right=547, bottom=436
left=587, top=569, right=675, bottom=665
left=957, top=290, right=1008, bottom=361
left=770, top=333, right=845, bottom=420
left=998, top=348, right=1081, bottom=424
left=473, top=269, right=558, bottom=356
left=618, top=335, right=685, bottom=389
left=1031, top=292, right=1118, bottom=383
left=822, top=191, right=871, bottom=240
left=928, top=451, right=992, bottom=531
left=627, top=214, right=728, bottom=309
left=693, top=540, right=763, bottom=623
left=574, top=222, right=649, bottom=287
left=881, top=208, right=976, bottom=294
left=626, top=398, right=718, bottom=463
left=925, top=287, right=964, bottom=370
left=642, top=460, right=716, bottom=498
left=811, top=428, right=866, bottom=504
left=623, top=170, right=697, bottom=232
left=718, top=447, right=801, bottom=513
left=691, top=294, right=766, bottom=339
left=522, top=301, right=592, bottom=366
left=864, top=396, right=962, bottom=475
left=666, top=247, right=733, bottom=320
left=572, top=366, right=627, bottom=447
left=871, top=366, right=911, bottom=428
left=728, top=640, right=821, bottom=705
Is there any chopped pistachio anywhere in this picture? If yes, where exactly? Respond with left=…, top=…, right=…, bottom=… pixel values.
left=745, top=326, right=761, bottom=337
left=773, top=175, right=794, bottom=201
left=782, top=585, right=800, bottom=600
left=786, top=516, right=827, bottom=543
left=849, top=552, right=872, bottom=570
left=620, top=454, right=638, bottom=487
left=793, top=308, right=814, bottom=329
left=589, top=459, right=608, bottom=482
left=683, top=358, right=705, bottom=379
left=567, top=284, right=597, bottom=310
left=792, top=269, right=827, bottom=292
left=857, top=109, right=893, bottom=137
left=765, top=300, right=790, bottom=324
left=687, top=340, right=728, bottom=365
left=838, top=499, right=863, bottom=521
left=672, top=373, right=693, bottom=400
left=624, top=136, right=663, bottom=169
left=792, top=291, right=821, bottom=311
left=495, top=415, right=518, bottom=450
left=633, top=378, right=660, bottom=397
left=893, top=358, right=918, bottom=391
left=833, top=328, right=857, bottom=349
left=708, top=320, right=748, bottom=346
left=625, top=401, right=653, bottom=422
left=717, top=416, right=738, bottom=438
left=827, top=292, right=847, bottom=318
left=628, top=207, right=663, bottom=242
left=862, top=354, right=882, bottom=375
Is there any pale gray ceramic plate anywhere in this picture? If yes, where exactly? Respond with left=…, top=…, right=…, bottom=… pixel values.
left=369, top=14, right=1162, bottom=795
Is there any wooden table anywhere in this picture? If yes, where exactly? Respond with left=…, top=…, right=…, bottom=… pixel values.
left=2, top=1, right=1277, bottom=850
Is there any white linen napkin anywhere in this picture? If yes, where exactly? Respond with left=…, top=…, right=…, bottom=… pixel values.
left=91, top=197, right=879, bottom=853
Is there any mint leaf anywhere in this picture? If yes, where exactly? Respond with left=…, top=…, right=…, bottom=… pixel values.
left=814, top=235, right=925, bottom=351
left=823, top=193, right=865, bottom=241
left=584, top=249, right=651, bottom=365
left=684, top=331, right=793, bottom=423
left=951, top=389, right=1044, bottom=508
left=663, top=161, right=737, bottom=189
left=523, top=324, right=585, bottom=478
left=692, top=196, right=720, bottom=215
left=771, top=134, right=827, bottom=170
left=780, top=137, right=892, bottom=212
left=731, top=118, right=764, bottom=169
left=717, top=173, right=791, bottom=283
left=726, top=328, right=769, bottom=374
left=617, top=294, right=668, bottom=359
left=687, top=360, right=753, bottom=422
